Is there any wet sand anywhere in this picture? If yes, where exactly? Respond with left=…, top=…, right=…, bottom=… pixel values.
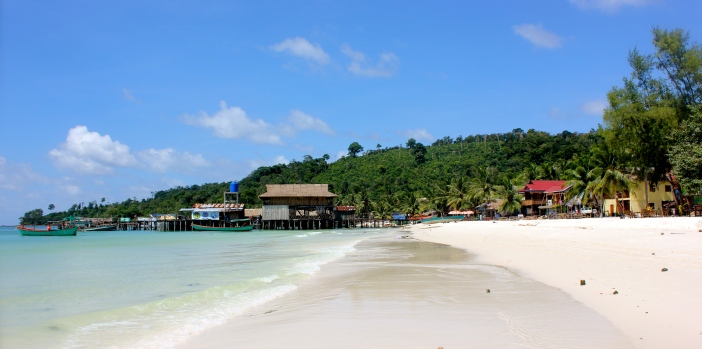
left=180, top=233, right=632, bottom=348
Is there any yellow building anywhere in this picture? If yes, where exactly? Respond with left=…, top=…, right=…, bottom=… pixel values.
left=603, top=180, right=676, bottom=216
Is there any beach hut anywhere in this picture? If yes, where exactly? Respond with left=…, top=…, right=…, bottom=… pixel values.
left=259, top=184, right=337, bottom=230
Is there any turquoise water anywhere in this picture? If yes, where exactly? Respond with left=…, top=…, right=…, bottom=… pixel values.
left=0, top=226, right=384, bottom=348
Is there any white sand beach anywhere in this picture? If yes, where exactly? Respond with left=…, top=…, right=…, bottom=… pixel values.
left=412, top=217, right=702, bottom=349
left=175, top=218, right=702, bottom=348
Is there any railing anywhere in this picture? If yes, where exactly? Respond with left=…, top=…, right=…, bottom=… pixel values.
left=522, top=199, right=543, bottom=206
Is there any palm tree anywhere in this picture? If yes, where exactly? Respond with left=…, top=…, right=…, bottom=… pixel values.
left=495, top=185, right=523, bottom=216
left=446, top=177, right=474, bottom=211
left=421, top=181, right=447, bottom=214
left=521, top=163, right=542, bottom=182
left=353, top=191, right=371, bottom=218
left=494, top=174, right=524, bottom=216
left=468, top=166, right=497, bottom=209
left=588, top=143, right=636, bottom=217
left=564, top=165, right=599, bottom=208
left=395, top=190, right=426, bottom=217
left=371, top=196, right=393, bottom=221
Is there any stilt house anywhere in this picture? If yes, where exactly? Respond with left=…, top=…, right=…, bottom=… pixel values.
left=259, top=184, right=337, bottom=230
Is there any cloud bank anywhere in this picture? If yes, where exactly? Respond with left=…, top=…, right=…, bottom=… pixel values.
left=49, top=126, right=138, bottom=175
left=184, top=102, right=335, bottom=144
left=183, top=101, right=282, bottom=145
left=49, top=126, right=209, bottom=175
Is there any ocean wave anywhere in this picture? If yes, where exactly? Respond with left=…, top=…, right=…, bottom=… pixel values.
left=62, top=282, right=297, bottom=349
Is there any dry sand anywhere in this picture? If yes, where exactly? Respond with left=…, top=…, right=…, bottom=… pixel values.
left=411, top=217, right=702, bottom=349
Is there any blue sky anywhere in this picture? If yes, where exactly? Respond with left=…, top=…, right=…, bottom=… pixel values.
left=1, top=0, right=699, bottom=224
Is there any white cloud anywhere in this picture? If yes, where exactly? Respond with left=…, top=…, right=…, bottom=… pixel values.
left=285, top=110, right=335, bottom=135
left=49, top=126, right=138, bottom=175
left=49, top=126, right=209, bottom=175
left=138, top=148, right=210, bottom=173
left=549, top=107, right=569, bottom=120
left=122, top=88, right=139, bottom=103
left=400, top=128, right=434, bottom=142
left=569, top=0, right=650, bottom=12
left=341, top=45, right=365, bottom=61
left=0, top=157, right=50, bottom=191
left=183, top=101, right=283, bottom=145
left=335, top=150, right=348, bottom=161
left=342, top=44, right=399, bottom=77
left=580, top=99, right=608, bottom=116
left=248, top=155, right=288, bottom=170
left=270, top=37, right=330, bottom=64
left=513, top=23, right=564, bottom=49
left=63, top=185, right=81, bottom=195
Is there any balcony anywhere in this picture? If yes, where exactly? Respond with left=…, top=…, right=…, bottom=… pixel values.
left=522, top=199, right=544, bottom=207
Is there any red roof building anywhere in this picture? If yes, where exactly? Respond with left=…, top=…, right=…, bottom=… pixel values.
left=519, top=180, right=571, bottom=216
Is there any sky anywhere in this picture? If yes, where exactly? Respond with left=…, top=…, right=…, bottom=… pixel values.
left=1, top=0, right=700, bottom=224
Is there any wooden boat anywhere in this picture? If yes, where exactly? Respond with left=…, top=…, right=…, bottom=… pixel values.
left=192, top=219, right=254, bottom=232
left=80, top=224, right=117, bottom=232
left=421, top=216, right=464, bottom=224
left=18, top=226, right=78, bottom=236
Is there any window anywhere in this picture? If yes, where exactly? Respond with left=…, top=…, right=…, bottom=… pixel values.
left=649, top=182, right=656, bottom=192
left=665, top=185, right=672, bottom=192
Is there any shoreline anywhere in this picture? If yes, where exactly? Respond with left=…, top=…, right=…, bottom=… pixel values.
left=180, top=230, right=633, bottom=348
left=409, top=217, right=702, bottom=349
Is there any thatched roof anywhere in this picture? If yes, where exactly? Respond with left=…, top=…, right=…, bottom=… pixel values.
left=259, top=184, right=337, bottom=198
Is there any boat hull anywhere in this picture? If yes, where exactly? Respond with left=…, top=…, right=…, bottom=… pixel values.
left=421, top=216, right=463, bottom=224
left=18, top=226, right=78, bottom=236
left=191, top=223, right=254, bottom=232
left=80, top=224, right=117, bottom=232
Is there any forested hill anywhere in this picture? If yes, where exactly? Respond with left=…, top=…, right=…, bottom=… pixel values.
left=29, top=128, right=601, bottom=223
left=169, top=128, right=601, bottom=210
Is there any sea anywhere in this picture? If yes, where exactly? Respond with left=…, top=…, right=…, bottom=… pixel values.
left=0, top=226, right=386, bottom=348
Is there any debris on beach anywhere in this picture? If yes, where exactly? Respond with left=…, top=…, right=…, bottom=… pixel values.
left=580, top=279, right=586, bottom=286
left=486, top=288, right=491, bottom=293
left=613, top=290, right=619, bottom=295
left=661, top=268, right=668, bottom=272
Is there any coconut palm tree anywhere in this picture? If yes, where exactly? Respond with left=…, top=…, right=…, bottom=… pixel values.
left=422, top=181, right=448, bottom=214
left=588, top=143, right=636, bottom=216
left=468, top=166, right=497, bottom=208
left=371, top=196, right=393, bottom=221
left=353, top=192, right=371, bottom=218
left=564, top=165, right=599, bottom=207
left=446, top=177, right=474, bottom=211
left=396, top=190, right=426, bottom=217
left=494, top=174, right=524, bottom=216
